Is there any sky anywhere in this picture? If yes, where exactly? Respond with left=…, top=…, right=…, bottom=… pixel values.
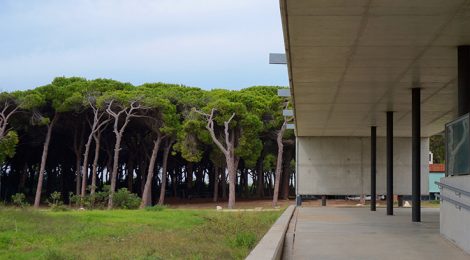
left=0, top=0, right=288, bottom=91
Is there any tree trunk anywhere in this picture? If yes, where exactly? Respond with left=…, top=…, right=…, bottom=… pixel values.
left=74, top=125, right=85, bottom=196
left=80, top=133, right=93, bottom=198
left=256, top=154, right=265, bottom=198
left=272, top=123, right=286, bottom=207
left=172, top=168, right=178, bottom=197
left=221, top=169, right=227, bottom=199
left=90, top=133, right=101, bottom=195
left=186, top=162, right=193, bottom=195
left=105, top=147, right=113, bottom=184
left=18, top=163, right=28, bottom=193
left=242, top=168, right=248, bottom=198
left=226, top=155, right=239, bottom=209
left=158, top=141, right=172, bottom=205
left=108, top=135, right=123, bottom=209
left=140, top=160, right=148, bottom=195
left=195, top=165, right=203, bottom=194
left=213, top=166, right=219, bottom=202
left=34, top=114, right=58, bottom=208
left=127, top=159, right=134, bottom=192
left=140, top=137, right=162, bottom=208
left=281, top=149, right=293, bottom=199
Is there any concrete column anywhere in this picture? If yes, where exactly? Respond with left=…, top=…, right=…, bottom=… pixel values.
left=371, top=126, right=377, bottom=211
left=412, top=88, right=421, bottom=222
left=321, top=195, right=326, bottom=206
left=458, top=46, right=470, bottom=116
left=387, top=111, right=394, bottom=216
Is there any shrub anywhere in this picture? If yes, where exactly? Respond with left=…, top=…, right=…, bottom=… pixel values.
left=48, top=191, right=62, bottom=206
left=47, top=192, right=69, bottom=211
left=68, top=193, right=81, bottom=207
left=145, top=205, right=168, bottom=211
left=68, top=186, right=140, bottom=209
left=11, top=193, right=28, bottom=208
left=113, top=188, right=141, bottom=209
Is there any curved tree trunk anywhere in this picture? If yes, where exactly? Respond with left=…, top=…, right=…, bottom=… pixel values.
left=106, top=100, right=142, bottom=209
left=140, top=137, right=162, bottom=208
left=34, top=114, right=58, bottom=208
left=80, top=133, right=93, bottom=198
left=201, top=109, right=239, bottom=208
left=90, top=133, right=101, bottom=196
left=108, top=135, right=122, bottom=209
left=158, top=140, right=172, bottom=205
left=272, top=122, right=286, bottom=207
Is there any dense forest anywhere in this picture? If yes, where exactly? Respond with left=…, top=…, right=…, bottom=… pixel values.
left=0, top=77, right=295, bottom=209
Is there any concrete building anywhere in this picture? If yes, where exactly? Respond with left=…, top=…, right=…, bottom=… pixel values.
left=278, top=0, right=470, bottom=254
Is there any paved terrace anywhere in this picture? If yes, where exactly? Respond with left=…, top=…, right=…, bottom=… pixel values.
left=285, top=207, right=469, bottom=260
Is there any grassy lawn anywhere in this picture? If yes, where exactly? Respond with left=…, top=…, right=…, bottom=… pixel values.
left=0, top=207, right=282, bottom=260
left=421, top=200, right=440, bottom=208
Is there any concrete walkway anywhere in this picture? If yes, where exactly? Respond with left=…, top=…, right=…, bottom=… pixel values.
left=286, top=207, right=469, bottom=260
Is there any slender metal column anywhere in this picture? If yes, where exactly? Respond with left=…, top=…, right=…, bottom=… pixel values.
left=321, top=195, right=326, bottom=206
left=458, top=46, right=470, bottom=116
left=386, top=111, right=393, bottom=215
left=397, top=195, right=403, bottom=207
left=412, top=88, right=421, bottom=222
left=370, top=126, right=377, bottom=211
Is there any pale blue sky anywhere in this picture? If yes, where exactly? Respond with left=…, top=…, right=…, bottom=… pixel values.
left=0, top=0, right=288, bottom=91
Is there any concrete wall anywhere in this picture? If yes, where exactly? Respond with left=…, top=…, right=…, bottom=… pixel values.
left=297, top=137, right=429, bottom=195
left=440, top=175, right=470, bottom=254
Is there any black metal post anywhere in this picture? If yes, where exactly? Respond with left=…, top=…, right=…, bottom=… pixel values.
left=371, top=126, right=377, bottom=211
left=397, top=195, right=403, bottom=207
left=387, top=111, right=393, bottom=215
left=321, top=195, right=326, bottom=206
left=412, top=88, right=421, bottom=222
left=458, top=46, right=470, bottom=116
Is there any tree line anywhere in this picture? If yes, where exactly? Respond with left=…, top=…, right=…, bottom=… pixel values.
left=0, top=77, right=295, bottom=209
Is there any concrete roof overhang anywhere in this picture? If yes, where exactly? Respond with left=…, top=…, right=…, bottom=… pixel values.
left=280, top=0, right=470, bottom=137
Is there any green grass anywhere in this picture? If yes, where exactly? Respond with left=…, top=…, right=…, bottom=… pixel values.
left=422, top=200, right=440, bottom=208
left=0, top=207, right=282, bottom=260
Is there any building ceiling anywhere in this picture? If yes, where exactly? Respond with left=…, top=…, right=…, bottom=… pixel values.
left=280, top=0, right=470, bottom=137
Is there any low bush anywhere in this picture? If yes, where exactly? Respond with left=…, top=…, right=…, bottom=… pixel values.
left=113, top=188, right=141, bottom=209
left=48, top=191, right=70, bottom=211
left=69, top=186, right=140, bottom=209
left=69, top=186, right=110, bottom=209
left=11, top=193, right=28, bottom=208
